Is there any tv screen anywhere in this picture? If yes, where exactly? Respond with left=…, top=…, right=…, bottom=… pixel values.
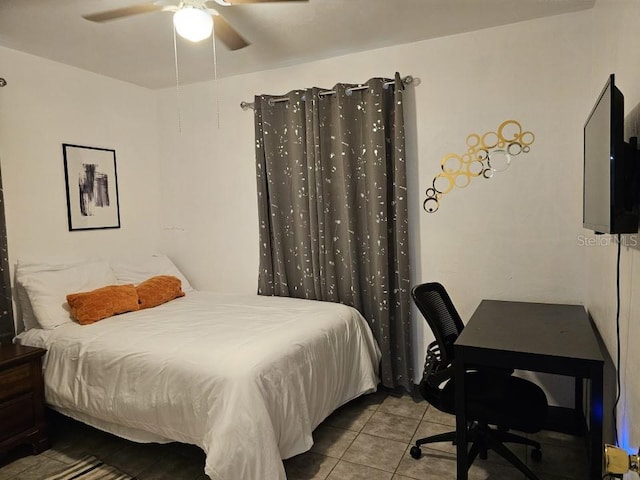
left=583, top=74, right=637, bottom=234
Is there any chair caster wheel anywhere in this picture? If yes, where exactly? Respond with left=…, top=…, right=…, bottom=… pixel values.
left=531, top=448, right=542, bottom=462
left=410, top=446, right=422, bottom=459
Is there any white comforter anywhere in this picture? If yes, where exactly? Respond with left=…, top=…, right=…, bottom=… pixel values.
left=17, top=292, right=381, bottom=480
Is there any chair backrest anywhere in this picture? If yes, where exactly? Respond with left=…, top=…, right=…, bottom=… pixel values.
left=411, top=282, right=465, bottom=367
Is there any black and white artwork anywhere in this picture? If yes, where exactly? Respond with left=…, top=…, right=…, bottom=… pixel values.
left=63, top=144, right=120, bottom=231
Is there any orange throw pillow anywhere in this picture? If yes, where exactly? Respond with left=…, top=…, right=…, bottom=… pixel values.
left=67, top=284, right=140, bottom=325
left=136, top=275, right=185, bottom=310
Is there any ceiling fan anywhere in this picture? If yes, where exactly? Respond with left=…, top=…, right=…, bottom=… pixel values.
left=83, top=0, right=308, bottom=49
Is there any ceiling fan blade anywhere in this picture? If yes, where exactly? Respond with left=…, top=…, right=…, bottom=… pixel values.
left=213, top=15, right=250, bottom=50
left=83, top=4, right=164, bottom=23
left=208, top=0, right=307, bottom=5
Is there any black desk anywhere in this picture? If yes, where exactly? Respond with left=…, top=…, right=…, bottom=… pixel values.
left=454, top=300, right=604, bottom=480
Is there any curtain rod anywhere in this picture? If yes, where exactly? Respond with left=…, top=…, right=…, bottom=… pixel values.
left=240, top=75, right=415, bottom=111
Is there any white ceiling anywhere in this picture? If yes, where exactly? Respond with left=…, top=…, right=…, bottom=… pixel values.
left=0, top=0, right=595, bottom=90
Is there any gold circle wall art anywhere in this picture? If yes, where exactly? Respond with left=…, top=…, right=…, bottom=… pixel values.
left=423, top=120, right=535, bottom=213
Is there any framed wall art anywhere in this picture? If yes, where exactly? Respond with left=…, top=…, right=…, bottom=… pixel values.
left=62, top=143, right=121, bottom=231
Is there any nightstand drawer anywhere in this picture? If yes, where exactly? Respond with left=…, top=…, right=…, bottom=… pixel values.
left=0, top=363, right=31, bottom=401
left=0, top=393, right=35, bottom=442
left=0, top=345, right=48, bottom=455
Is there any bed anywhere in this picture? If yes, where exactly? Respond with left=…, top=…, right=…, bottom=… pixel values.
left=13, top=255, right=382, bottom=480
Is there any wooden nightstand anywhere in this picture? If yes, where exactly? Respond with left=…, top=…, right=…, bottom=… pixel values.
left=0, top=345, right=49, bottom=456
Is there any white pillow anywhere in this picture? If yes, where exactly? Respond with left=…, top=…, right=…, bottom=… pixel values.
left=19, top=260, right=117, bottom=329
left=15, top=256, right=93, bottom=331
left=110, top=254, right=194, bottom=292
left=16, top=256, right=92, bottom=275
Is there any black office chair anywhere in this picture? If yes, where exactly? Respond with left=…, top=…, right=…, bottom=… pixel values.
left=410, top=282, right=548, bottom=480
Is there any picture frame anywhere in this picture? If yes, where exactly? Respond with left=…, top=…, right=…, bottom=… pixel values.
left=63, top=143, right=121, bottom=231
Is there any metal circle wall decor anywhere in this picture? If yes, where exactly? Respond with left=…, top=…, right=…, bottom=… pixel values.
left=423, top=119, right=535, bottom=213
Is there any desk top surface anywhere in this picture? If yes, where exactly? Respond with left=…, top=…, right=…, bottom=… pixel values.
left=455, top=300, right=604, bottom=363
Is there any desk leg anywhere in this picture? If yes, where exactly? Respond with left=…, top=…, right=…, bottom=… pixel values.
left=575, top=377, right=584, bottom=433
left=455, top=355, right=468, bottom=480
left=590, top=367, right=603, bottom=480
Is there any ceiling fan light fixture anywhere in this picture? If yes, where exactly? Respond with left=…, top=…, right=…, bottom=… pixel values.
left=173, top=6, right=213, bottom=42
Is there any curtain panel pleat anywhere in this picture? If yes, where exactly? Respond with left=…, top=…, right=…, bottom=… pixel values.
left=254, top=74, right=413, bottom=390
left=0, top=163, right=14, bottom=344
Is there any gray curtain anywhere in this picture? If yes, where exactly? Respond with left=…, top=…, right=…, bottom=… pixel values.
left=254, top=73, right=413, bottom=390
left=0, top=164, right=14, bottom=344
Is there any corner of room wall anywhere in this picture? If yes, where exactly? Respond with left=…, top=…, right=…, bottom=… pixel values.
left=154, top=9, right=595, bottom=397
left=586, top=0, right=640, bottom=454
left=0, top=46, right=164, bottom=334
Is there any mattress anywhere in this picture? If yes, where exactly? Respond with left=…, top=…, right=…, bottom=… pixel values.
left=16, top=291, right=381, bottom=480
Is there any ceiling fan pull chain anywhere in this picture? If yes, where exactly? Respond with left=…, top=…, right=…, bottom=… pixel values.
left=211, top=22, right=220, bottom=129
left=173, top=27, right=183, bottom=133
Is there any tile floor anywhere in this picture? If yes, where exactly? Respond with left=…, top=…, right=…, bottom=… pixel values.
left=0, top=391, right=588, bottom=480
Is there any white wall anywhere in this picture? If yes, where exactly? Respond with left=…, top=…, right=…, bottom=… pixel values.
left=3, top=0, right=637, bottom=455
left=0, top=46, right=163, bottom=331
left=586, top=0, right=640, bottom=459
left=5, top=0, right=634, bottom=431
left=157, top=11, right=593, bottom=406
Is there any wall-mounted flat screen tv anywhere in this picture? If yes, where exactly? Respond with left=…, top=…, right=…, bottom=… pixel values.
left=583, top=74, right=638, bottom=234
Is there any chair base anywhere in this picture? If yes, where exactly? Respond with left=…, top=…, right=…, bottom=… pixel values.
left=411, top=423, right=542, bottom=480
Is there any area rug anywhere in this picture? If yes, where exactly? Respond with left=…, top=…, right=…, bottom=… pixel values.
left=45, top=456, right=135, bottom=480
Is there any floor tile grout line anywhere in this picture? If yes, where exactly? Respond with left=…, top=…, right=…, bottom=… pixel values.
left=393, top=444, right=411, bottom=478
left=420, top=405, right=429, bottom=422
left=334, top=457, right=403, bottom=477
left=322, top=455, right=339, bottom=479
left=315, top=404, right=423, bottom=478
left=359, top=419, right=421, bottom=444
left=338, top=429, right=361, bottom=461
left=333, top=423, right=409, bottom=477
left=378, top=408, right=427, bottom=422
left=313, top=418, right=369, bottom=479
left=4, top=394, right=590, bottom=480
left=391, top=414, right=423, bottom=479
left=374, top=409, right=427, bottom=424
left=0, top=463, right=32, bottom=478
left=356, top=430, right=416, bottom=444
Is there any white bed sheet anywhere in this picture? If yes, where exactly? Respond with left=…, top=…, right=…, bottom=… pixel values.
left=16, top=292, right=381, bottom=480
